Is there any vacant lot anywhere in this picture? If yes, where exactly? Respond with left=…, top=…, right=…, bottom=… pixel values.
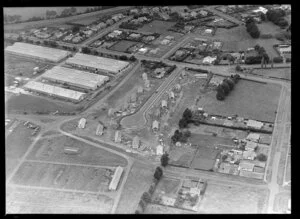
left=6, top=186, right=113, bottom=213
left=169, top=146, right=197, bottom=168
left=252, top=68, right=291, bottom=80
left=191, top=146, right=220, bottom=170
left=198, top=182, right=269, bottom=213
left=6, top=121, right=35, bottom=177
left=27, top=135, right=127, bottom=167
left=198, top=80, right=281, bottom=122
left=138, top=20, right=176, bottom=34
left=109, top=40, right=137, bottom=53
left=11, top=161, right=114, bottom=192
left=5, top=54, right=51, bottom=78
left=115, top=161, right=154, bottom=214
left=153, top=177, right=181, bottom=199
left=257, top=22, right=282, bottom=36
left=5, top=94, right=79, bottom=114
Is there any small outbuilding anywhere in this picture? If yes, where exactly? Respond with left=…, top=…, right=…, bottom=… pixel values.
left=78, top=118, right=86, bottom=129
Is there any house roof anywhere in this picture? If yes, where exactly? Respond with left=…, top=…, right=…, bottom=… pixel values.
left=152, top=120, right=159, bottom=129
left=246, top=119, right=263, bottom=129
left=156, top=145, right=163, bottom=155
left=132, top=136, right=140, bottom=148
left=245, top=141, right=258, bottom=150
left=247, top=133, right=260, bottom=142
left=161, top=100, right=168, bottom=107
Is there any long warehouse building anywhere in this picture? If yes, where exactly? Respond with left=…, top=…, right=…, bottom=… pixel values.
left=65, top=53, right=130, bottom=74
left=5, top=42, right=70, bottom=63
left=42, top=66, right=110, bottom=90
left=108, top=166, right=124, bottom=191
left=24, top=81, right=86, bottom=101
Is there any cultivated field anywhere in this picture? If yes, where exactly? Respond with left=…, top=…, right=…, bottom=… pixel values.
left=109, top=40, right=137, bottom=53
left=6, top=121, right=35, bottom=177
left=115, top=161, right=154, bottom=214
left=11, top=161, right=114, bottom=192
left=197, top=79, right=281, bottom=122
left=5, top=94, right=79, bottom=114
left=6, top=186, right=114, bottom=213
left=198, top=182, right=269, bottom=213
left=138, top=20, right=176, bottom=34
left=26, top=135, right=128, bottom=167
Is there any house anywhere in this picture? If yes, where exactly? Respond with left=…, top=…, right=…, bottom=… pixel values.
left=190, top=11, right=198, bottom=18
left=238, top=160, right=255, bottom=171
left=97, top=22, right=107, bottom=29
left=143, top=35, right=155, bottom=42
left=247, top=120, right=263, bottom=129
left=245, top=141, right=258, bottom=151
left=96, top=123, right=104, bottom=136
left=137, top=17, right=148, bottom=22
left=169, top=91, right=175, bottom=99
left=160, top=39, right=170, bottom=45
left=246, top=133, right=260, bottom=142
left=165, top=35, right=174, bottom=40
left=108, top=108, right=115, bottom=117
left=142, top=73, right=148, bottom=81
left=152, top=120, right=159, bottom=131
left=145, top=79, right=150, bottom=88
left=252, top=6, right=268, bottom=14
left=156, top=145, right=164, bottom=155
left=129, top=33, right=141, bottom=38
left=114, top=131, right=122, bottom=143
left=242, top=150, right=256, bottom=160
left=132, top=136, right=140, bottom=149
left=161, top=100, right=168, bottom=109
left=174, top=84, right=181, bottom=91
left=219, top=162, right=232, bottom=174
left=78, top=118, right=86, bottom=129
left=130, top=9, right=139, bottom=14
left=203, top=56, right=217, bottom=65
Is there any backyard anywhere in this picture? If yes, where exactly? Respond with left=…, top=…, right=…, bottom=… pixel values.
left=197, top=79, right=281, bottom=122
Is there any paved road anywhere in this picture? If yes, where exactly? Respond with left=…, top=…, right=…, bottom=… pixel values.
left=120, top=66, right=182, bottom=129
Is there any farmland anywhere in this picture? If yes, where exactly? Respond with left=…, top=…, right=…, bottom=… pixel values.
left=6, top=186, right=113, bottom=213
left=26, top=135, right=128, bottom=167
left=198, top=182, right=269, bottom=213
left=197, top=79, right=281, bottom=122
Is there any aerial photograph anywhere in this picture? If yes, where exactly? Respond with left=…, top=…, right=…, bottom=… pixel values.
left=4, top=5, right=291, bottom=214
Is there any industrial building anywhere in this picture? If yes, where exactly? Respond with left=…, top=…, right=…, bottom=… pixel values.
left=5, top=42, right=70, bottom=63
left=24, top=81, right=85, bottom=101
left=42, top=66, right=109, bottom=90
left=65, top=53, right=130, bottom=74
left=109, top=166, right=124, bottom=191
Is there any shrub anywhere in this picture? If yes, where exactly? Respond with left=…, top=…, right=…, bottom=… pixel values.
left=160, top=153, right=169, bottom=167
left=286, top=57, right=291, bottom=63
left=273, top=56, right=283, bottom=63
left=235, top=65, right=242, bottom=72
left=221, top=82, right=230, bottom=95
left=216, top=91, right=225, bottom=101
left=260, top=34, right=273, bottom=39
left=256, top=153, right=267, bottom=162
left=154, top=167, right=163, bottom=181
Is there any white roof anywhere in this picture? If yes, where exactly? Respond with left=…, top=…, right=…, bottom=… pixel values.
left=24, top=81, right=85, bottom=101
left=246, top=133, right=260, bottom=141
left=5, top=42, right=70, bottom=62
left=156, top=145, right=164, bottom=155
left=66, top=53, right=130, bottom=73
left=203, top=56, right=217, bottom=63
left=152, top=120, right=159, bottom=129
left=109, top=166, right=123, bottom=190
left=42, top=66, right=109, bottom=90
left=247, top=120, right=263, bottom=129
left=246, top=141, right=258, bottom=150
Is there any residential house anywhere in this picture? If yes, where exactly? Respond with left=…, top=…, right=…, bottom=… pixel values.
left=165, top=35, right=174, bottom=40
left=246, top=133, right=260, bottom=142
left=175, top=84, right=181, bottom=91
left=78, top=118, right=86, bottom=129
left=96, top=123, right=104, bottom=136
left=97, top=22, right=107, bottom=29
left=152, top=120, right=159, bottom=131
left=203, top=56, right=217, bottom=65
left=245, top=140, right=258, bottom=151
left=219, top=162, right=232, bottom=174
left=132, top=136, right=140, bottom=149
left=161, top=100, right=168, bottom=109
left=114, top=130, right=122, bottom=143
left=156, top=145, right=164, bottom=155
left=160, top=39, right=170, bottom=45
left=143, top=35, right=155, bottom=42
left=169, top=91, right=175, bottom=100
left=154, top=68, right=166, bottom=78
left=246, top=119, right=263, bottom=129
left=129, top=33, right=141, bottom=39
left=242, top=150, right=256, bottom=160
left=190, top=11, right=198, bottom=18
left=130, top=9, right=139, bottom=14
left=142, top=72, right=148, bottom=81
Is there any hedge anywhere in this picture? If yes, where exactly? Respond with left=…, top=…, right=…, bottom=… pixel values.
left=273, top=56, right=283, bottom=63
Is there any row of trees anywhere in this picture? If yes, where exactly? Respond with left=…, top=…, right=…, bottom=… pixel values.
left=4, top=14, right=22, bottom=24
left=216, top=74, right=240, bottom=101
left=266, top=9, right=289, bottom=28
left=245, top=17, right=260, bottom=39
left=245, top=44, right=269, bottom=65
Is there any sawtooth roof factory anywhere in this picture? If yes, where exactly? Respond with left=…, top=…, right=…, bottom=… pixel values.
left=24, top=81, right=86, bottom=101
left=65, top=53, right=130, bottom=74
left=42, top=66, right=110, bottom=90
left=5, top=42, right=70, bottom=63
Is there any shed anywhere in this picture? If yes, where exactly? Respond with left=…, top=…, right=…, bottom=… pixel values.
left=247, top=120, right=263, bottom=129
left=137, top=86, right=144, bottom=93
left=78, top=118, right=86, bottom=129
left=161, top=100, right=168, bottom=108
left=245, top=141, right=258, bottom=151
left=96, top=123, right=104, bottom=136
left=114, top=131, right=122, bottom=143
left=242, top=150, right=256, bottom=160
left=109, top=166, right=123, bottom=191
left=156, top=145, right=163, bottom=155
left=169, top=91, right=175, bottom=99
left=246, top=133, right=260, bottom=142
left=132, top=136, right=140, bottom=149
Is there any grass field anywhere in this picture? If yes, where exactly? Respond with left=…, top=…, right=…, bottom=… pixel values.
left=115, top=161, right=154, bottom=214
left=5, top=94, right=79, bottom=114
left=138, top=20, right=176, bottom=34
left=5, top=54, right=51, bottom=78
left=6, top=121, right=35, bottom=177
left=252, top=68, right=291, bottom=80
left=6, top=186, right=113, bottom=213
left=27, top=135, right=127, bottom=167
left=257, top=22, right=282, bottom=36
left=197, top=80, right=281, bottom=122
left=153, top=177, right=181, bottom=199
left=273, top=192, right=291, bottom=213
left=145, top=203, right=193, bottom=214
left=190, top=146, right=220, bottom=170
left=109, top=40, right=137, bottom=53
left=70, top=16, right=99, bottom=25
left=198, top=182, right=269, bottom=213
left=169, top=146, right=197, bottom=168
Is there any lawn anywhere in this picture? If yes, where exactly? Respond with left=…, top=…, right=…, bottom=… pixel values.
left=189, top=133, right=235, bottom=147
left=26, top=135, right=128, bottom=167
left=190, top=146, right=220, bottom=170
left=115, top=161, right=154, bottom=214
left=257, top=22, right=282, bottom=36
left=198, top=182, right=269, bottom=213
left=6, top=186, right=114, bottom=213
left=153, top=177, right=181, bottom=198
left=169, top=146, right=197, bottom=168
left=5, top=54, right=52, bottom=78
left=138, top=20, right=176, bottom=34
left=5, top=94, right=79, bottom=114
left=109, top=40, right=137, bottom=53
left=197, top=79, right=281, bottom=122
left=252, top=68, right=291, bottom=80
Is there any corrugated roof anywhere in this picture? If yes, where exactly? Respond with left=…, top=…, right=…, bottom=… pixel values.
left=109, top=166, right=123, bottom=190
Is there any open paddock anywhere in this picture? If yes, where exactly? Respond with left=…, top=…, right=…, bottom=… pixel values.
left=138, top=20, right=177, bottom=35
left=169, top=146, right=197, bottom=168
left=152, top=177, right=181, bottom=200
left=6, top=186, right=114, bottom=213
left=191, top=146, right=220, bottom=170
left=69, top=16, right=100, bottom=26
left=197, top=79, right=281, bottom=123
left=11, top=161, right=114, bottom=193
left=27, top=135, right=127, bottom=167
left=145, top=203, right=193, bottom=214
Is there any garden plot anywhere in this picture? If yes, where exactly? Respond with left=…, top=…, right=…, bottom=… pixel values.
left=138, top=20, right=177, bottom=34
left=197, top=80, right=281, bottom=123
left=11, top=161, right=114, bottom=193
left=198, top=182, right=269, bottom=213
left=27, top=135, right=127, bottom=167
left=6, top=186, right=114, bottom=213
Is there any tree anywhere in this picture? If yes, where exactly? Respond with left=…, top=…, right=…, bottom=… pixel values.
left=224, top=78, right=234, bottom=90
left=221, top=82, right=230, bottom=95
left=46, top=10, right=57, bottom=19
left=17, top=36, right=23, bottom=42
left=141, top=192, right=151, bottom=203
left=120, top=55, right=128, bottom=61
left=82, top=47, right=91, bottom=54
left=70, top=7, right=77, bottom=14
left=257, top=153, right=267, bottom=162
left=235, top=65, right=242, bottom=72
left=183, top=108, right=192, bottom=120
left=216, top=91, right=225, bottom=101
left=161, top=153, right=169, bottom=167
left=179, top=118, right=188, bottom=129
left=260, top=13, right=266, bottom=21
left=154, top=167, right=163, bottom=181
left=72, top=26, right=80, bottom=33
